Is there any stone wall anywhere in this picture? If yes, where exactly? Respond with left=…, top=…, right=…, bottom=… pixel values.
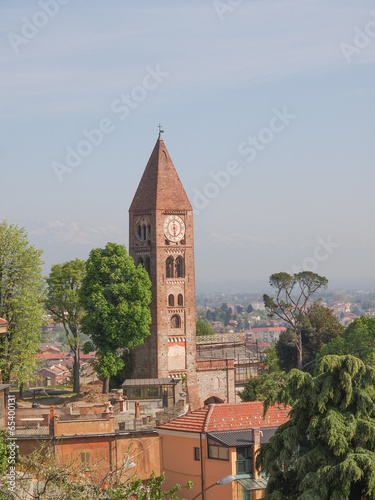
left=196, top=359, right=236, bottom=405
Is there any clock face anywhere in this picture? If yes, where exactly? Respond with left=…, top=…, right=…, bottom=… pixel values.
left=164, top=215, right=185, bottom=242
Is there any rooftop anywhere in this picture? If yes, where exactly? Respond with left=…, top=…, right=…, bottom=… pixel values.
left=157, top=401, right=291, bottom=433
left=129, top=136, right=192, bottom=212
left=122, top=378, right=179, bottom=387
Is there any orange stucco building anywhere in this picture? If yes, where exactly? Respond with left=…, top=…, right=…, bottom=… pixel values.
left=157, top=401, right=291, bottom=500
left=15, top=411, right=161, bottom=482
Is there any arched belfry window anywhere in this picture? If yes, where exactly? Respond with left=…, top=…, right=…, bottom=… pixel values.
left=178, top=294, right=183, bottom=306
left=171, top=315, right=181, bottom=328
left=168, top=294, right=174, bottom=306
left=135, top=217, right=151, bottom=242
left=166, top=257, right=174, bottom=278
left=175, top=257, right=184, bottom=278
left=137, top=257, right=144, bottom=267
left=144, top=257, right=150, bottom=274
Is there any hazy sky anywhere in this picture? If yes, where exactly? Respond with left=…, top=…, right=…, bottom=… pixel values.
left=2, top=0, right=375, bottom=293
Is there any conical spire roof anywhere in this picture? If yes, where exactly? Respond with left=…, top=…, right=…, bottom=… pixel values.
left=129, top=136, right=192, bottom=212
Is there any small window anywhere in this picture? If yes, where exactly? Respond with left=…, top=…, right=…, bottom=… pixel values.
left=178, top=294, right=183, bottom=306
left=194, top=447, right=200, bottom=461
left=208, top=438, right=229, bottom=461
left=175, top=257, right=184, bottom=278
left=168, top=294, right=174, bottom=306
left=147, top=387, right=159, bottom=398
left=137, top=257, right=144, bottom=266
left=130, top=388, right=142, bottom=398
left=80, top=451, right=91, bottom=470
left=166, top=257, right=174, bottom=278
left=236, top=446, right=253, bottom=475
left=171, top=315, right=181, bottom=329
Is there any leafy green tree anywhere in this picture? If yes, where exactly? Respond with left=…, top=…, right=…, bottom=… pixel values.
left=220, top=303, right=229, bottom=312
left=261, top=344, right=280, bottom=374
left=0, top=221, right=44, bottom=392
left=46, top=259, right=86, bottom=394
left=301, top=302, right=344, bottom=370
left=263, top=272, right=328, bottom=369
left=275, top=304, right=343, bottom=373
left=0, top=430, right=16, bottom=475
left=206, top=309, right=213, bottom=321
left=247, top=303, right=254, bottom=313
left=239, top=371, right=287, bottom=403
left=240, top=345, right=284, bottom=403
left=224, top=309, right=231, bottom=327
left=196, top=318, right=214, bottom=336
left=318, top=316, right=375, bottom=367
left=276, top=329, right=299, bottom=372
left=258, top=355, right=375, bottom=500
left=80, top=243, right=151, bottom=393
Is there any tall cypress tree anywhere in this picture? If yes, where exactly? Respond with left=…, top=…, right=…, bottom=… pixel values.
left=258, top=355, right=375, bottom=499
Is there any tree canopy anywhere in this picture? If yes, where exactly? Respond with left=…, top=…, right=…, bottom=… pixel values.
left=275, top=303, right=343, bottom=373
left=0, top=221, right=44, bottom=388
left=263, top=272, right=328, bottom=369
left=196, top=318, right=214, bottom=336
left=46, top=258, right=86, bottom=393
left=80, top=243, right=151, bottom=393
left=318, top=316, right=375, bottom=367
left=258, top=355, right=375, bottom=500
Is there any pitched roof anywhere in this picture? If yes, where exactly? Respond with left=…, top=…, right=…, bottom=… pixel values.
left=157, top=402, right=290, bottom=433
left=129, top=136, right=192, bottom=212
left=251, top=327, right=287, bottom=332
left=0, top=318, right=9, bottom=326
left=36, top=353, right=95, bottom=360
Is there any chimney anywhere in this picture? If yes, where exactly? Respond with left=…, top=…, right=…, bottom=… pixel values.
left=253, top=427, right=261, bottom=446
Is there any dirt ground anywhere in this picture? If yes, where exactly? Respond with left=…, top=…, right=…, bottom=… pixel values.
left=13, top=380, right=118, bottom=408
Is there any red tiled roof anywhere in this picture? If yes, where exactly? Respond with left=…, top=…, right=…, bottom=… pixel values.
left=157, top=402, right=291, bottom=433
left=36, top=353, right=95, bottom=360
left=0, top=318, right=9, bottom=326
left=251, top=327, right=287, bottom=332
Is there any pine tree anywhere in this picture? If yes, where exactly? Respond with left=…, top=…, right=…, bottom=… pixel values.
left=258, top=355, right=375, bottom=499
left=263, top=272, right=328, bottom=370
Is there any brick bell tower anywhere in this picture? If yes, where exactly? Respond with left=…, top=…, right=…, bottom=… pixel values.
left=129, top=133, right=198, bottom=398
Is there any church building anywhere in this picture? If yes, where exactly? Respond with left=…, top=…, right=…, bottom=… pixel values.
left=129, top=133, right=235, bottom=408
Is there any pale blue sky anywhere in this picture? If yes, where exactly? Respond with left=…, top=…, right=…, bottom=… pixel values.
left=1, top=0, right=375, bottom=292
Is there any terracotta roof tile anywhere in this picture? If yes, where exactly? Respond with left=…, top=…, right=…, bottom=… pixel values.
left=129, top=137, right=192, bottom=212
left=157, top=402, right=291, bottom=433
left=36, top=353, right=95, bottom=360
left=0, top=318, right=9, bottom=326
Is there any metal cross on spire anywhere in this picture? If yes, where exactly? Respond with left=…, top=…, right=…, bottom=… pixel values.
left=158, top=124, right=164, bottom=138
